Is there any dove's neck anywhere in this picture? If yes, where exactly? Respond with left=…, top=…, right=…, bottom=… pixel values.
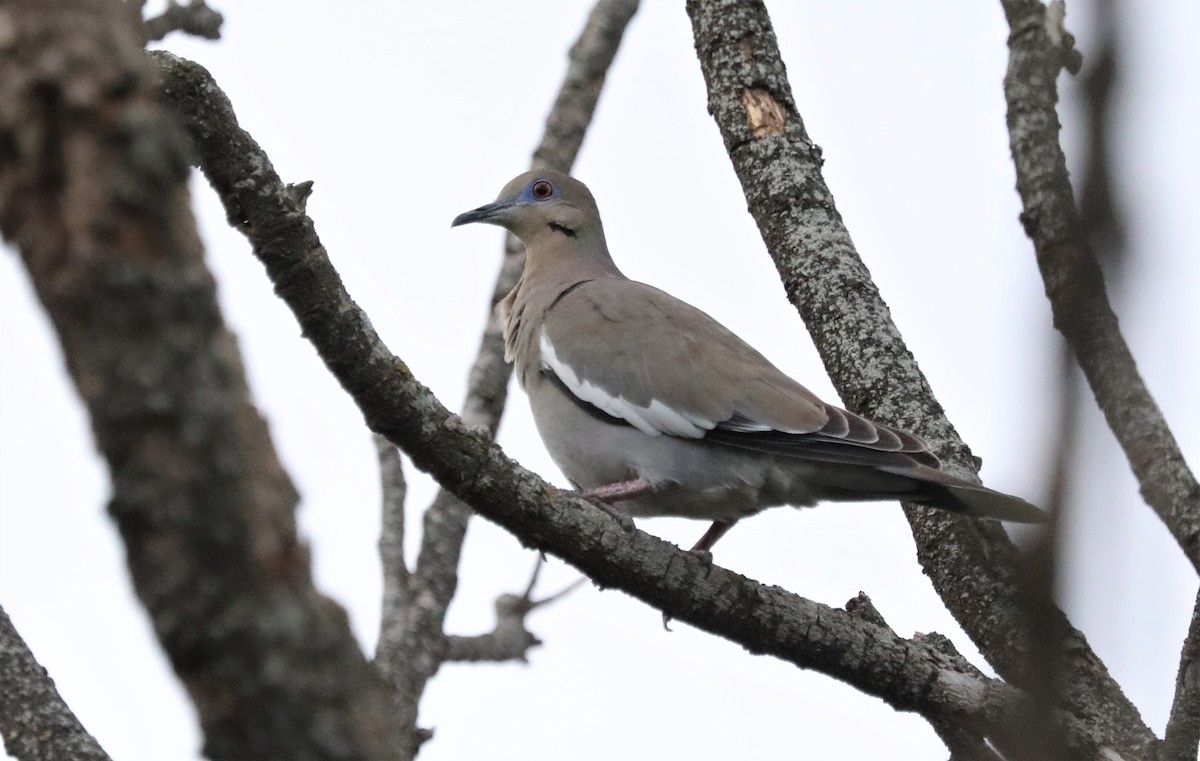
left=500, top=240, right=624, bottom=387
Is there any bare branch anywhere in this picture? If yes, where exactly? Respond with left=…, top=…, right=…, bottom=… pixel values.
left=443, top=596, right=542, bottom=664
left=142, top=0, right=223, bottom=42
left=682, top=0, right=1154, bottom=755
left=1163, top=590, right=1200, bottom=761
left=151, top=53, right=1121, bottom=757
left=442, top=558, right=583, bottom=664
left=374, top=434, right=410, bottom=682
left=375, top=435, right=409, bottom=587
left=1075, top=0, right=1125, bottom=268
left=0, top=2, right=400, bottom=759
left=999, top=0, right=1200, bottom=575
left=0, top=605, right=111, bottom=761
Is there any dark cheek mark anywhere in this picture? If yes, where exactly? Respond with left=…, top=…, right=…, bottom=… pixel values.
left=548, top=222, right=576, bottom=237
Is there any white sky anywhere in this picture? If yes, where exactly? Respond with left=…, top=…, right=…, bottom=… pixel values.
left=2, top=2, right=1197, bottom=759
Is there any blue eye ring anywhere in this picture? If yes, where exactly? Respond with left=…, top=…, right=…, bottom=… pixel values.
left=530, top=179, right=554, bottom=200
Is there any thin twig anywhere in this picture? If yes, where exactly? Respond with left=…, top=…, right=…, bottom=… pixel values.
left=533, top=576, right=588, bottom=608
left=443, top=557, right=584, bottom=664
left=0, top=604, right=112, bottom=761
left=520, top=552, right=546, bottom=599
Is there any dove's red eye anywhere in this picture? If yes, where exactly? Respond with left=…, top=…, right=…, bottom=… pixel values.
left=531, top=180, right=554, bottom=199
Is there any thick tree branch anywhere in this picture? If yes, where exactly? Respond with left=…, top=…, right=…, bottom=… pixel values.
left=0, top=605, right=111, bottom=761
left=999, top=0, right=1199, bottom=575
left=367, top=1, right=640, bottom=755
left=0, top=2, right=401, bottom=759
left=153, top=51, right=1115, bottom=758
left=682, top=1, right=1153, bottom=756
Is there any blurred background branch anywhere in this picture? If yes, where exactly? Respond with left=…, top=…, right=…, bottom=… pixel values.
left=0, top=1, right=402, bottom=758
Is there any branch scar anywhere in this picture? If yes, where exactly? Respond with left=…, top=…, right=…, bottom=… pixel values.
left=740, top=88, right=786, bottom=138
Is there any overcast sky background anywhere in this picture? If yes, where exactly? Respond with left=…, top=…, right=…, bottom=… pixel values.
left=2, top=1, right=1197, bottom=759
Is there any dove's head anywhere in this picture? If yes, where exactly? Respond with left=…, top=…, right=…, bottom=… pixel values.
left=452, top=170, right=609, bottom=255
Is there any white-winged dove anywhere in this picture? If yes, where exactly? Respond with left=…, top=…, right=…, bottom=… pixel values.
left=453, top=170, right=1045, bottom=552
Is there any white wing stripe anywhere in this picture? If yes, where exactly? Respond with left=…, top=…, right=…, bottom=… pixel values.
left=540, top=332, right=711, bottom=439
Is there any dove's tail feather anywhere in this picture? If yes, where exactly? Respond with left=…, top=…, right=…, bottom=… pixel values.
left=882, top=464, right=1048, bottom=523
left=801, top=460, right=1048, bottom=523
left=915, top=480, right=1048, bottom=523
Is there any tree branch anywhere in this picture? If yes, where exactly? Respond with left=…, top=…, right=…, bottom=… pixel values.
left=443, top=606, right=540, bottom=664
left=442, top=560, right=583, bottom=664
left=0, top=605, right=111, bottom=761
left=1020, top=6, right=1123, bottom=756
left=152, top=50, right=1118, bottom=758
left=846, top=595, right=1003, bottom=761
left=999, top=0, right=1200, bottom=575
left=682, top=0, right=1154, bottom=756
left=375, top=433, right=409, bottom=658
left=366, top=1, right=640, bottom=754
left=0, top=2, right=400, bottom=759
left=1163, top=589, right=1200, bottom=761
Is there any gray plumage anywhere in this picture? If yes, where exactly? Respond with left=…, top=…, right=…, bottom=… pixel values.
left=452, top=170, right=1045, bottom=531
